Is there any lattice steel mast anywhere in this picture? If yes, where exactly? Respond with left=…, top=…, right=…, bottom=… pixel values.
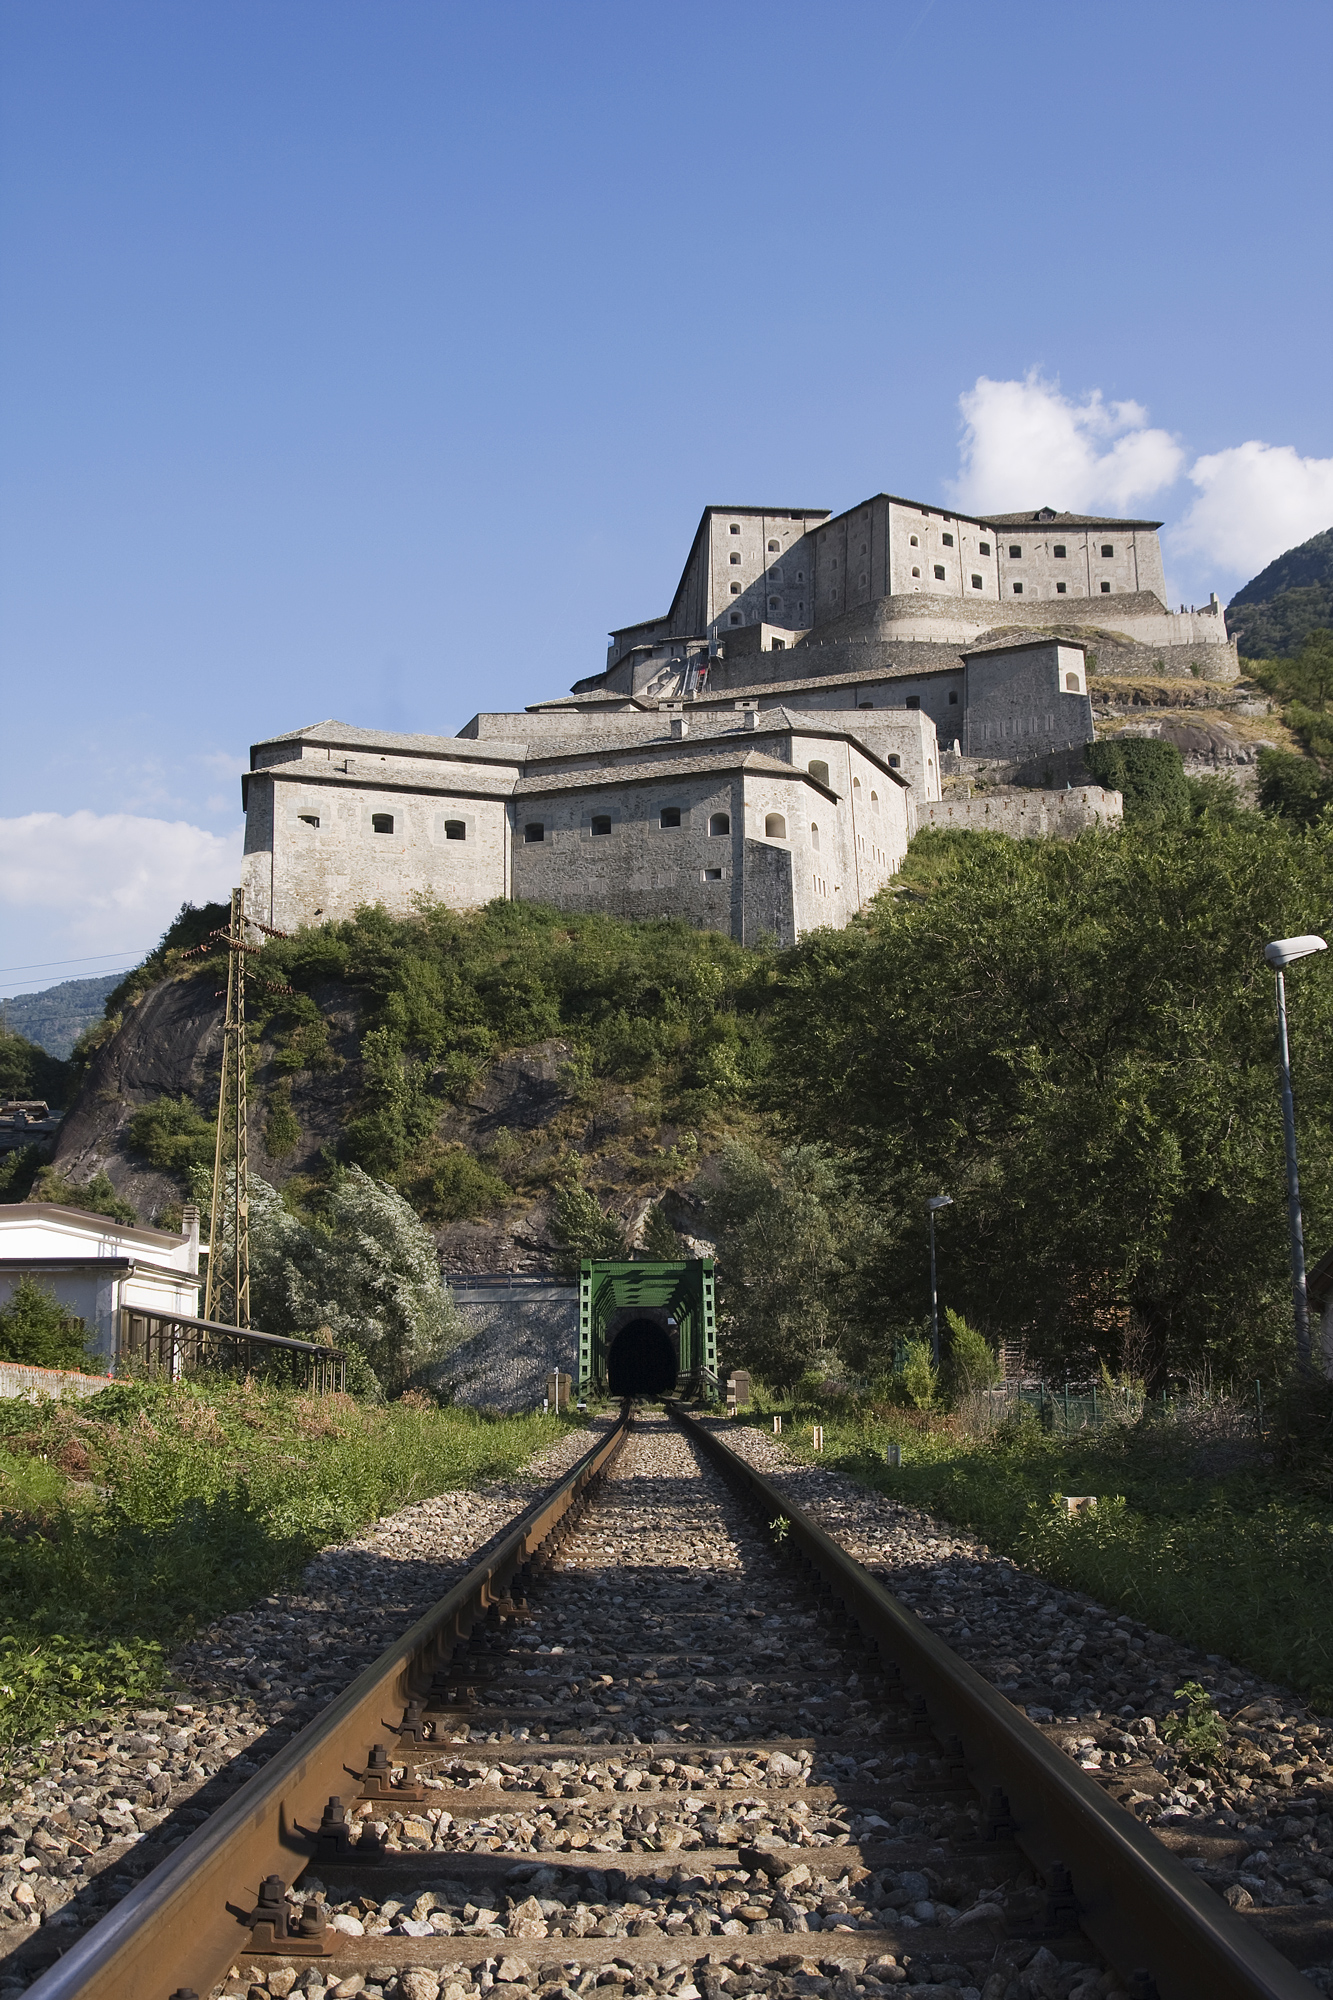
left=202, top=888, right=251, bottom=1325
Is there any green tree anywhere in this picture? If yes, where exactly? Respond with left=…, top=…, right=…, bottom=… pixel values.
left=943, top=1307, right=1001, bottom=1397
left=709, top=1140, right=884, bottom=1388
left=551, top=1164, right=627, bottom=1275
left=764, top=820, right=1333, bottom=1387
left=1257, top=748, right=1333, bottom=827
left=1085, top=738, right=1190, bottom=821
left=642, top=1201, right=682, bottom=1260
left=0, top=1278, right=90, bottom=1369
left=0, top=1027, right=70, bottom=1106
left=128, top=1095, right=216, bottom=1173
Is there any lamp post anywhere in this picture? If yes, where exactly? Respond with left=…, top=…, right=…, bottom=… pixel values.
left=1264, top=934, right=1327, bottom=1373
left=926, top=1194, right=953, bottom=1367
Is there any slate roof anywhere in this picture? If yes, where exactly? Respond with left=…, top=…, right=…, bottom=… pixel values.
left=979, top=506, right=1165, bottom=530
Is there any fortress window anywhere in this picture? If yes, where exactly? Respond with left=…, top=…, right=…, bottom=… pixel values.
left=765, top=813, right=787, bottom=839
left=1013, top=582, right=1024, bottom=594
left=905, top=696, right=920, bottom=710
left=941, top=533, right=954, bottom=547
left=704, top=867, right=723, bottom=880
left=524, top=821, right=545, bottom=843
left=590, top=815, right=612, bottom=835
left=729, top=522, right=741, bottom=534
left=911, top=567, right=920, bottom=578
left=870, top=790, right=880, bottom=809
left=444, top=819, right=466, bottom=840
left=1066, top=673, right=1081, bottom=691
left=730, top=551, right=742, bottom=564
left=978, top=541, right=990, bottom=556
left=1009, top=544, right=1022, bottom=558
left=709, top=812, right=730, bottom=835
left=769, top=596, right=781, bottom=610
left=1101, top=544, right=1114, bottom=557
left=1056, top=581, right=1068, bottom=594
left=659, top=807, right=682, bottom=828
left=1101, top=580, right=1112, bottom=593
left=767, top=539, right=780, bottom=552
left=730, top=612, right=742, bottom=625
left=810, top=822, right=821, bottom=851
left=858, top=701, right=873, bottom=709
left=852, top=776, right=861, bottom=791
left=888, top=755, right=901, bottom=769
left=933, top=565, right=946, bottom=580
left=909, top=534, right=919, bottom=546
left=730, top=582, right=742, bottom=594
left=948, top=691, right=959, bottom=704
left=298, top=813, right=319, bottom=828
left=808, top=759, right=830, bottom=786
left=795, top=569, right=804, bottom=581
left=860, top=542, right=867, bottom=556
left=1053, top=544, right=1067, bottom=558
left=371, top=813, right=394, bottom=834
left=771, top=637, right=785, bottom=650
left=971, top=573, right=983, bottom=589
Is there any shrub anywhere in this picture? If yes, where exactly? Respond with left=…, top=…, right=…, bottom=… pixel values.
left=417, top=1146, right=511, bottom=1223
left=944, top=1308, right=1001, bottom=1398
left=1256, top=747, right=1333, bottom=827
left=899, top=1338, right=938, bottom=1410
left=551, top=1171, right=627, bottom=1274
left=263, top=1083, right=301, bottom=1160
left=27, top=1167, right=136, bottom=1224
left=0, top=1278, right=91, bottom=1368
left=128, top=1094, right=216, bottom=1173
left=1085, top=738, right=1190, bottom=820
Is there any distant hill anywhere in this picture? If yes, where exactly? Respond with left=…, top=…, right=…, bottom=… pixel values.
left=0, top=974, right=123, bottom=1060
left=1228, top=525, right=1333, bottom=658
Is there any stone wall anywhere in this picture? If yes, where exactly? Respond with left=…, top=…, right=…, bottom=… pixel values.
left=434, top=1285, right=580, bottom=1412
left=919, top=784, right=1123, bottom=839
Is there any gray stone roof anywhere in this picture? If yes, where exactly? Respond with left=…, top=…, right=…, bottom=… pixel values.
left=246, top=756, right=520, bottom=798
left=250, top=720, right=523, bottom=764
left=979, top=506, right=1165, bottom=530
left=514, top=748, right=840, bottom=802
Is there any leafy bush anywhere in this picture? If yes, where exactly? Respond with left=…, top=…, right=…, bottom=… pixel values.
left=0, top=1278, right=91, bottom=1368
left=263, top=1082, right=301, bottom=1159
left=1162, top=1681, right=1227, bottom=1765
left=551, top=1169, right=627, bottom=1274
left=943, top=1308, right=1000, bottom=1397
left=1084, top=737, right=1190, bottom=820
left=1257, top=746, right=1333, bottom=826
left=27, top=1167, right=137, bottom=1224
left=128, top=1093, right=216, bottom=1173
left=415, top=1145, right=512, bottom=1223
left=899, top=1338, right=938, bottom=1410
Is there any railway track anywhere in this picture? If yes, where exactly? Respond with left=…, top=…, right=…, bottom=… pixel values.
left=18, top=1406, right=1317, bottom=2000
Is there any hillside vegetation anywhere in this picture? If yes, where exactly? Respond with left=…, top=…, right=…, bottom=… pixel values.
left=1227, top=524, right=1333, bottom=659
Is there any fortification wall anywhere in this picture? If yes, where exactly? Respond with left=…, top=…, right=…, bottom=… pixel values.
left=919, top=784, right=1123, bottom=840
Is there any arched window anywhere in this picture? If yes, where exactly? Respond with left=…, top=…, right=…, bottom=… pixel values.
left=870, top=790, right=880, bottom=811
left=730, top=582, right=742, bottom=594
left=765, top=813, right=786, bottom=839
left=729, top=522, right=741, bottom=534
left=909, top=534, right=919, bottom=546
left=660, top=806, right=681, bottom=828
left=810, top=822, right=820, bottom=851
left=942, top=532, right=954, bottom=547
left=444, top=819, right=466, bottom=840
left=767, top=539, right=780, bottom=552
left=524, top=821, right=544, bottom=843
left=1065, top=673, right=1080, bottom=691
left=591, top=814, right=612, bottom=835
left=371, top=813, right=394, bottom=835
left=708, top=812, right=730, bottom=836
left=808, top=759, right=829, bottom=786
left=730, top=551, right=741, bottom=564
left=852, top=777, right=861, bottom=790
left=911, top=566, right=920, bottom=578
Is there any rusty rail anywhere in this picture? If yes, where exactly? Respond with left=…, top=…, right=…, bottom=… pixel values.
left=673, top=1405, right=1310, bottom=2000
left=26, top=1409, right=630, bottom=2000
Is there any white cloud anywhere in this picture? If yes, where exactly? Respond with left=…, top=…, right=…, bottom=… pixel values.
left=0, top=811, right=243, bottom=960
left=951, top=372, right=1185, bottom=516
left=1173, top=440, right=1333, bottom=575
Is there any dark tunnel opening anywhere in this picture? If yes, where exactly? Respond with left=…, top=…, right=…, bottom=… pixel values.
left=606, top=1317, right=678, bottom=1397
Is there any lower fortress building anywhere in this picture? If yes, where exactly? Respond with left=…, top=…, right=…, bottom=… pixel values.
left=242, top=491, right=1235, bottom=946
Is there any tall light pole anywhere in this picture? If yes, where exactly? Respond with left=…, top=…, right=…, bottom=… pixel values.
left=1264, top=934, right=1327, bottom=1373
left=926, top=1194, right=953, bottom=1367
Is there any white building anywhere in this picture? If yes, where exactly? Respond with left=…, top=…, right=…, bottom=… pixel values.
left=0, top=1205, right=201, bottom=1362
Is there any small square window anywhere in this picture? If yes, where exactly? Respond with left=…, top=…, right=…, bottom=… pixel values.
left=523, top=821, right=544, bottom=843
left=978, top=541, right=990, bottom=556
left=729, top=523, right=741, bottom=534
left=1009, top=544, right=1022, bottom=558
left=971, top=573, right=983, bottom=589
left=767, top=539, right=780, bottom=552
left=1056, top=581, right=1067, bottom=595
left=444, top=819, right=466, bottom=840
left=888, top=753, right=901, bottom=768
left=298, top=813, right=319, bottom=828
left=730, top=582, right=741, bottom=594
left=704, top=867, right=723, bottom=881
left=1053, top=544, right=1066, bottom=558
left=1101, top=543, right=1114, bottom=558
left=948, top=691, right=959, bottom=705
left=660, top=807, right=681, bottom=828
left=590, top=815, right=612, bottom=836
left=371, top=812, right=394, bottom=834
left=1100, top=580, right=1111, bottom=593
left=905, top=696, right=920, bottom=710
left=933, top=564, right=946, bottom=580
left=729, top=551, right=741, bottom=564
left=729, top=612, right=741, bottom=625
left=941, top=532, right=954, bottom=547
left=1013, top=582, right=1023, bottom=594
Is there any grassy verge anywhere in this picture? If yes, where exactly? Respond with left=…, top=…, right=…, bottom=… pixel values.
left=0, top=1380, right=574, bottom=1749
left=737, top=1395, right=1333, bottom=1712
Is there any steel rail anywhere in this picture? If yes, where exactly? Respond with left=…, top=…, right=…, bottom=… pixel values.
left=673, top=1405, right=1311, bottom=2000
left=25, top=1409, right=631, bottom=2000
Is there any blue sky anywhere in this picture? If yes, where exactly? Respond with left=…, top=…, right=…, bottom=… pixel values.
left=3, top=0, right=1332, bottom=988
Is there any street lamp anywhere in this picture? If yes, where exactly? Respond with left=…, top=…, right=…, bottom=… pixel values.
left=926, top=1194, right=954, bottom=1367
left=1264, top=934, right=1327, bottom=1372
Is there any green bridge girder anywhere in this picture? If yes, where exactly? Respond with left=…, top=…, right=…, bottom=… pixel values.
left=577, top=1258, right=717, bottom=1398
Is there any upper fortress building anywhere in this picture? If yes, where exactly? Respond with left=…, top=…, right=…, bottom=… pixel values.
left=242, top=488, right=1235, bottom=947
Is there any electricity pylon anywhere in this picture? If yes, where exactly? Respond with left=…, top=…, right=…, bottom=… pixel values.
left=203, top=888, right=253, bottom=1326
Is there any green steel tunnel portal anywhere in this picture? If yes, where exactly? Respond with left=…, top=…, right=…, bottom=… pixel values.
left=578, top=1259, right=717, bottom=1400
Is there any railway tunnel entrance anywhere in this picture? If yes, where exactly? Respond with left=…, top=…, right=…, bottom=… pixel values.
left=578, top=1258, right=717, bottom=1399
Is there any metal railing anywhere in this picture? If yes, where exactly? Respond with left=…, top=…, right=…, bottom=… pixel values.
left=117, top=1307, right=346, bottom=1393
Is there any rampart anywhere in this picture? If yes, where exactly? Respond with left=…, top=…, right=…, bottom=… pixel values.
left=918, top=784, right=1123, bottom=840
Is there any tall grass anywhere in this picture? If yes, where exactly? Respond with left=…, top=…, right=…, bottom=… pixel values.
left=0, top=1379, right=572, bottom=1749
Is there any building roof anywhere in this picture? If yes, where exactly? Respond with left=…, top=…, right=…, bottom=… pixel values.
left=514, top=747, right=844, bottom=803
left=520, top=709, right=911, bottom=785
left=245, top=756, right=522, bottom=800
left=0, top=1203, right=193, bottom=1253
left=249, top=720, right=523, bottom=767
left=978, top=506, right=1165, bottom=530
left=960, top=635, right=1089, bottom=661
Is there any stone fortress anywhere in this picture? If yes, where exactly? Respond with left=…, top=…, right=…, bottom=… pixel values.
left=242, top=488, right=1237, bottom=947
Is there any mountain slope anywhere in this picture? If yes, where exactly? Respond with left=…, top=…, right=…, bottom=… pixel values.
left=1227, top=526, right=1333, bottom=658
left=0, top=974, right=122, bottom=1061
